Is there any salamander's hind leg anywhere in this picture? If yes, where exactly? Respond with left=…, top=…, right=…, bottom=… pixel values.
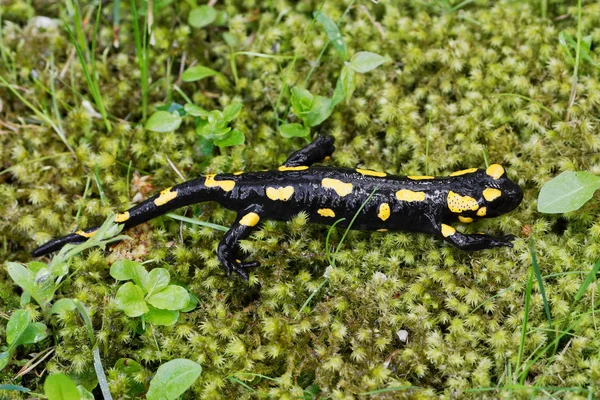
left=217, top=205, right=263, bottom=280
left=283, top=135, right=335, bottom=167
left=438, top=223, right=516, bottom=250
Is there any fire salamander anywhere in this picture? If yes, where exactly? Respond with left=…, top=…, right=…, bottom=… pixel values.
left=32, top=136, right=523, bottom=279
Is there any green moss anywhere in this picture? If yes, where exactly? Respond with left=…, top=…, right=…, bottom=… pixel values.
left=2, top=0, right=600, bottom=398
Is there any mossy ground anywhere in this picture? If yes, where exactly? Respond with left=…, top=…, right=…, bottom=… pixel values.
left=1, top=0, right=600, bottom=398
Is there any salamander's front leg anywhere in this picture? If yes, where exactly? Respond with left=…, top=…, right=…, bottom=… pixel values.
left=439, top=224, right=516, bottom=250
left=283, top=135, right=335, bottom=167
left=217, top=205, right=263, bottom=280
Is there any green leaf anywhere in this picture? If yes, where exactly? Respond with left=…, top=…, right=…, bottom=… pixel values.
left=304, top=95, right=333, bottom=127
left=222, top=103, right=243, bottom=122
left=110, top=259, right=139, bottom=281
left=0, top=352, right=10, bottom=371
left=145, top=305, right=180, bottom=326
left=314, top=11, right=347, bottom=60
left=77, top=386, right=95, bottom=400
left=180, top=293, right=199, bottom=312
left=145, top=111, right=182, bottom=132
left=537, top=171, right=600, bottom=213
left=147, top=285, right=189, bottom=310
left=51, top=298, right=77, bottom=314
left=331, top=75, right=345, bottom=108
left=44, top=374, right=80, bottom=400
left=143, top=268, right=170, bottom=298
left=7, top=310, right=29, bottom=345
left=146, top=359, right=202, bottom=400
left=349, top=51, right=388, bottom=73
left=291, top=87, right=314, bottom=116
left=188, top=5, right=217, bottom=28
left=114, top=358, right=145, bottom=396
left=280, top=123, right=310, bottom=138
left=115, top=282, right=149, bottom=317
left=207, top=110, right=224, bottom=125
left=50, top=261, right=68, bottom=278
left=184, top=103, right=209, bottom=118
left=131, top=264, right=149, bottom=288
left=19, top=291, right=31, bottom=308
left=18, top=322, right=48, bottom=345
left=7, top=262, right=43, bottom=306
left=340, top=65, right=356, bottom=104
left=181, top=65, right=219, bottom=82
left=27, top=261, right=47, bottom=273
left=214, top=129, right=245, bottom=147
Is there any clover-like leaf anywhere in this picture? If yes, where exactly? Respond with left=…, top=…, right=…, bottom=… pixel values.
left=145, top=305, right=179, bottom=326
left=7, top=310, right=29, bottom=346
left=184, top=103, right=209, bottom=118
left=291, top=87, right=314, bottom=116
left=349, top=51, right=388, bottom=73
left=181, top=65, right=219, bottom=82
left=304, top=95, right=333, bottom=127
left=115, top=282, right=149, bottom=317
left=143, top=268, right=170, bottom=298
left=146, top=359, right=202, bottom=400
left=214, top=129, right=245, bottom=147
left=145, top=111, right=182, bottom=132
left=222, top=103, right=243, bottom=122
left=110, top=259, right=139, bottom=281
left=147, top=285, right=189, bottom=310
left=188, top=5, right=217, bottom=29
left=280, top=123, right=310, bottom=138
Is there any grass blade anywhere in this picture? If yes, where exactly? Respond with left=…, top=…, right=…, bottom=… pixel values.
left=530, top=238, right=552, bottom=326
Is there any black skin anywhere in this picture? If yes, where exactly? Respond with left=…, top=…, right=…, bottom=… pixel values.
left=32, top=136, right=524, bottom=280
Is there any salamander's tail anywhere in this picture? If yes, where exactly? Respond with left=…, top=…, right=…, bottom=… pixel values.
left=31, top=233, right=89, bottom=257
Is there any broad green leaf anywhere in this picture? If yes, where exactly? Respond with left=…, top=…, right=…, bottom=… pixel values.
left=44, top=374, right=80, bottom=400
left=18, top=322, right=48, bottom=345
left=19, top=291, right=31, bottom=308
left=280, top=123, right=310, bottom=138
left=27, top=261, right=47, bottom=273
left=143, top=268, right=170, bottom=298
left=77, top=386, right=94, bottom=400
left=314, top=11, right=347, bottom=60
left=0, top=352, right=10, bottom=371
left=222, top=103, right=243, bottom=122
left=110, top=259, right=140, bottom=281
left=304, top=95, right=333, bottom=127
left=537, top=171, right=600, bottom=213
left=349, top=51, right=388, bottom=73
left=181, top=65, right=219, bottom=82
left=145, top=111, right=182, bottom=132
left=51, top=298, right=77, bottom=314
left=340, top=65, right=356, bottom=104
left=146, top=359, right=202, bottom=400
left=291, top=87, right=314, bottom=116
left=6, top=262, right=42, bottom=306
left=50, top=261, right=68, bottom=277
left=214, top=129, right=245, bottom=147
left=7, top=310, right=29, bottom=345
left=188, top=5, right=217, bottom=28
left=180, top=293, right=199, bottom=312
left=145, top=305, right=179, bottom=326
left=131, top=264, right=149, bottom=289
left=184, top=103, right=209, bottom=118
left=147, top=285, right=189, bottom=310
left=115, top=282, right=149, bottom=317
left=207, top=110, right=224, bottom=125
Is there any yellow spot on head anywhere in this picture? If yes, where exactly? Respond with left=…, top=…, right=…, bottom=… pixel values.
left=322, top=178, right=353, bottom=197
left=377, top=229, right=388, bottom=232
left=408, top=175, right=434, bottom=180
left=449, top=168, right=478, bottom=177
left=486, top=164, right=505, bottom=180
left=240, top=212, right=260, bottom=227
left=115, top=212, right=130, bottom=223
left=378, top=203, right=391, bottom=221
left=318, top=208, right=335, bottom=218
left=356, top=168, right=387, bottom=177
left=154, top=187, right=178, bottom=206
left=233, top=171, right=243, bottom=175
left=458, top=216, right=473, bottom=223
left=447, top=191, right=479, bottom=213
left=266, top=186, right=295, bottom=201
left=278, top=165, right=309, bottom=172
left=396, top=189, right=425, bottom=202
left=477, top=207, right=487, bottom=217
left=441, top=224, right=456, bottom=237
left=483, top=188, right=502, bottom=201
left=323, top=156, right=331, bottom=162
left=76, top=230, right=97, bottom=238
left=205, top=174, right=235, bottom=192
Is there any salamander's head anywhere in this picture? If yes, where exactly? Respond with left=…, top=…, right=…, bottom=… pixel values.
left=446, top=164, right=523, bottom=221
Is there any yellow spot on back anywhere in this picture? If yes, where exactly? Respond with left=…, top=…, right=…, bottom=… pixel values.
left=322, top=178, right=353, bottom=197
left=396, top=189, right=425, bottom=202
left=477, top=207, right=487, bottom=217
left=233, top=171, right=244, bottom=175
left=378, top=203, right=391, bottom=221
left=459, top=216, right=473, bottom=223
left=441, top=224, right=456, bottom=237
left=486, top=164, right=505, bottom=180
left=408, top=175, right=434, bottom=180
left=377, top=229, right=388, bottom=232
left=205, top=174, right=235, bottom=192
left=324, top=156, right=331, bottom=162
left=154, top=187, right=178, bottom=206
left=115, top=212, right=130, bottom=223
left=483, top=188, right=502, bottom=201
left=76, top=230, right=97, bottom=238
left=266, top=186, right=295, bottom=201
left=278, top=165, right=309, bottom=171
left=447, top=191, right=479, bottom=213
left=449, top=168, right=478, bottom=177
left=356, top=168, right=387, bottom=177
left=318, top=208, right=335, bottom=217
left=240, top=212, right=260, bottom=227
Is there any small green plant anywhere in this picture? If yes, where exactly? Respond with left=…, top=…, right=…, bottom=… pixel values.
left=45, top=373, right=93, bottom=400
left=0, top=309, right=48, bottom=371
left=113, top=358, right=146, bottom=397
left=146, top=358, right=202, bottom=400
left=111, top=260, right=197, bottom=326
left=537, top=171, right=600, bottom=213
